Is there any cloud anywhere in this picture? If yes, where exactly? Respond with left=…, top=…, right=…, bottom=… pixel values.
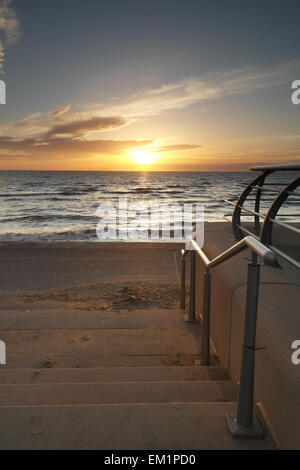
left=47, top=116, right=129, bottom=139
left=3, top=59, right=297, bottom=141
left=49, top=104, right=72, bottom=117
left=0, top=59, right=299, bottom=165
left=0, top=113, right=129, bottom=141
left=153, top=144, right=201, bottom=153
left=0, top=147, right=28, bottom=159
left=0, top=114, right=199, bottom=162
left=0, top=135, right=153, bottom=161
left=0, top=112, right=135, bottom=161
left=87, top=60, right=300, bottom=118
left=0, top=0, right=21, bottom=72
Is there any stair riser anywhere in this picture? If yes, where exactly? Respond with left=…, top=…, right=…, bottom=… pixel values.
left=0, top=381, right=236, bottom=405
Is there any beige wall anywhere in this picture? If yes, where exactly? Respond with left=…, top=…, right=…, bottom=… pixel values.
left=195, top=223, right=300, bottom=449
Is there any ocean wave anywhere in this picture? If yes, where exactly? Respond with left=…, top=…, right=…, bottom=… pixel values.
left=107, top=189, right=183, bottom=196
left=0, top=187, right=98, bottom=198
left=1, top=214, right=98, bottom=223
left=0, top=228, right=98, bottom=242
left=108, top=187, right=162, bottom=195
left=0, top=227, right=194, bottom=242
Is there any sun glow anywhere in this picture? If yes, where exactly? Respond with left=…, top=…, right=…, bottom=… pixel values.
left=130, top=149, right=156, bottom=166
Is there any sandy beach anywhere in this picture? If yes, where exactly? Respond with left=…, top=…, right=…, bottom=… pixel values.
left=0, top=241, right=185, bottom=318
left=0, top=242, right=183, bottom=288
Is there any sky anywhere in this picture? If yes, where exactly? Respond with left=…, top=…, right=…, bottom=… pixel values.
left=0, top=0, right=300, bottom=171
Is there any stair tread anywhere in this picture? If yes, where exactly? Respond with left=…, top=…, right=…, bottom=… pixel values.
left=0, top=326, right=201, bottom=357
left=0, top=309, right=188, bottom=330
left=0, top=402, right=274, bottom=450
left=1, top=354, right=203, bottom=368
left=0, top=365, right=229, bottom=384
left=0, top=380, right=236, bottom=405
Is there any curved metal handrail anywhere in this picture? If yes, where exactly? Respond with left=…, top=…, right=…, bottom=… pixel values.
left=228, top=164, right=300, bottom=269
left=232, top=172, right=270, bottom=240
left=260, top=176, right=300, bottom=245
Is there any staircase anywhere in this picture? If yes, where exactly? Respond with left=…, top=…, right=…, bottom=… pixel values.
left=0, top=304, right=274, bottom=449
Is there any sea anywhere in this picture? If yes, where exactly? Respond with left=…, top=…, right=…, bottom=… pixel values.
left=0, top=170, right=299, bottom=242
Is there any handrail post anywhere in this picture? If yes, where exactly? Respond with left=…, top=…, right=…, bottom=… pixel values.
left=180, top=253, right=186, bottom=310
left=186, top=250, right=199, bottom=323
left=226, top=260, right=264, bottom=438
left=201, top=269, right=211, bottom=365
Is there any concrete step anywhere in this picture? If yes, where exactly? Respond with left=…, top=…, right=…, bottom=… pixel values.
left=0, top=308, right=187, bottom=330
left=0, top=326, right=201, bottom=357
left=1, top=354, right=201, bottom=369
left=0, top=402, right=274, bottom=450
left=0, top=380, right=236, bottom=406
left=0, top=365, right=229, bottom=384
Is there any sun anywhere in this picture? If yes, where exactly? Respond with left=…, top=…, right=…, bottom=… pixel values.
left=130, top=149, right=156, bottom=166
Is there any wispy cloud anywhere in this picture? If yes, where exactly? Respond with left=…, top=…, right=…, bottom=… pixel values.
left=0, top=112, right=147, bottom=160
left=0, top=135, right=153, bottom=161
left=0, top=112, right=130, bottom=141
left=0, top=60, right=299, bottom=164
left=46, top=116, right=129, bottom=139
left=2, top=59, right=298, bottom=140
left=148, top=143, right=201, bottom=153
left=86, top=60, right=300, bottom=118
left=48, top=104, right=72, bottom=117
left=0, top=0, right=21, bottom=72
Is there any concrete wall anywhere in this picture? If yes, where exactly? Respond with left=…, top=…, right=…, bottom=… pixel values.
left=195, top=223, right=300, bottom=449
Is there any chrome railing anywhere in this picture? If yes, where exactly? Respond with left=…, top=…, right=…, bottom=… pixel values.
left=180, top=164, right=299, bottom=437
left=181, top=235, right=278, bottom=438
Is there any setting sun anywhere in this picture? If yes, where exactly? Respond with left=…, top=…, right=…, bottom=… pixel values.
left=130, top=150, right=156, bottom=166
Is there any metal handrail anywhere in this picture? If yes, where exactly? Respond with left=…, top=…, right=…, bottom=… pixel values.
left=229, top=164, right=300, bottom=269
left=251, top=164, right=300, bottom=171
left=189, top=235, right=278, bottom=270
left=180, top=164, right=299, bottom=438
left=181, top=235, right=279, bottom=438
left=182, top=236, right=278, bottom=355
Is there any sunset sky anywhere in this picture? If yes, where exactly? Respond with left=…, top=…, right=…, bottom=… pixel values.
left=0, top=0, right=300, bottom=171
